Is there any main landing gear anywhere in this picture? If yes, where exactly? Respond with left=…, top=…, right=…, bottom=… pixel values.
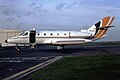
left=57, top=45, right=64, bottom=50
left=29, top=43, right=37, bottom=49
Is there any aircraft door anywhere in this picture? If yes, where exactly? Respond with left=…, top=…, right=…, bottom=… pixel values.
left=29, top=30, right=36, bottom=43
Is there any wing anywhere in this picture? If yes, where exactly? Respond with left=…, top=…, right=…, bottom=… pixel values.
left=44, top=38, right=92, bottom=45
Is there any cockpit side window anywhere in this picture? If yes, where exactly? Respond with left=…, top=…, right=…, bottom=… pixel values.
left=23, top=32, right=28, bottom=36
left=20, top=31, right=28, bottom=36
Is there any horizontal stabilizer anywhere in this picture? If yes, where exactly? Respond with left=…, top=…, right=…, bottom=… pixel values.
left=96, top=26, right=114, bottom=29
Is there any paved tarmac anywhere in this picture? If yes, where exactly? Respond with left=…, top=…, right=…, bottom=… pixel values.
left=0, top=45, right=120, bottom=79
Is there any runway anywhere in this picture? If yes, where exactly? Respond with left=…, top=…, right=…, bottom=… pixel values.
left=0, top=45, right=120, bottom=79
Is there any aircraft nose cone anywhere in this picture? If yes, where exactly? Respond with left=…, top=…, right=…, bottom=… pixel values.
left=5, top=39, right=7, bottom=43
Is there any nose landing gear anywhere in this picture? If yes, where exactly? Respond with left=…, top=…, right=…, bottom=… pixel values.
left=15, top=44, right=20, bottom=52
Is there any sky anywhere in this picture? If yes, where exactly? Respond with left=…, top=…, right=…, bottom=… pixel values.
left=0, top=0, right=120, bottom=41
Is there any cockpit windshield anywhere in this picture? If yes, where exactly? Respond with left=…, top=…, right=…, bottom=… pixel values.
left=20, top=31, right=28, bottom=36
left=20, top=32, right=24, bottom=36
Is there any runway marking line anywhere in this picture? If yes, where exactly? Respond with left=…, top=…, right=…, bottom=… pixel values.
left=0, top=57, right=51, bottom=63
left=3, top=56, right=63, bottom=80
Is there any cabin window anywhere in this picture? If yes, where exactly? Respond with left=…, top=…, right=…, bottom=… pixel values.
left=57, top=33, right=59, bottom=36
left=64, top=33, right=67, bottom=36
left=44, top=33, right=46, bottom=36
left=37, top=33, right=40, bottom=36
left=50, top=33, right=53, bottom=36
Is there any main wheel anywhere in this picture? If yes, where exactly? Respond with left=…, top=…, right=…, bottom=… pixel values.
left=57, top=46, right=64, bottom=50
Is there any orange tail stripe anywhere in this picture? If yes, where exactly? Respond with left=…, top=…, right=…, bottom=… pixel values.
left=98, top=17, right=115, bottom=38
left=95, top=16, right=110, bottom=38
left=108, top=17, right=115, bottom=26
left=99, top=29, right=108, bottom=38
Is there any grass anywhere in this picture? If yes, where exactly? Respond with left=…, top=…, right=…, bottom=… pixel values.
left=27, top=54, right=120, bottom=80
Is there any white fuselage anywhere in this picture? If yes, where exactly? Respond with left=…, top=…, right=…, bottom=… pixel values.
left=7, top=30, right=93, bottom=45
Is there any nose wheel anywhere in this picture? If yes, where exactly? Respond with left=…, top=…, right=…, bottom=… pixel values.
left=15, top=44, right=20, bottom=51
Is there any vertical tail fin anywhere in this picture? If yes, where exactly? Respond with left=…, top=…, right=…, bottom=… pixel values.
left=88, top=16, right=115, bottom=39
